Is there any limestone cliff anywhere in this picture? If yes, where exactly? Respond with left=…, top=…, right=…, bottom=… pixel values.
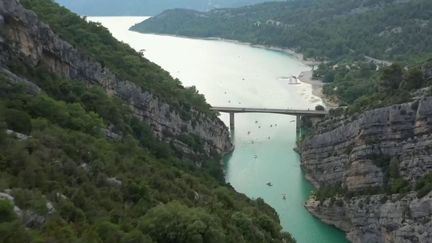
left=301, top=95, right=432, bottom=242
left=0, top=0, right=232, bottom=158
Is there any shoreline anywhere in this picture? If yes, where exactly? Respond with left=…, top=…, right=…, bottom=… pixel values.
left=298, top=70, right=339, bottom=108
left=129, top=28, right=321, bottom=66
left=129, top=28, right=337, bottom=107
left=204, top=37, right=322, bottom=66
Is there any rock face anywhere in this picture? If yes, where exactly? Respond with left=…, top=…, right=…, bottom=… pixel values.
left=305, top=192, right=432, bottom=243
left=300, top=97, right=432, bottom=242
left=0, top=0, right=232, bottom=158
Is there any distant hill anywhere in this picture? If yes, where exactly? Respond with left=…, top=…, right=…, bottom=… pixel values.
left=54, top=0, right=282, bottom=16
left=132, top=0, right=432, bottom=62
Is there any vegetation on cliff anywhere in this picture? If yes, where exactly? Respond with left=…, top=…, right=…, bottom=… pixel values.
left=0, top=0, right=296, bottom=242
left=321, top=61, right=432, bottom=112
left=23, top=0, right=214, bottom=117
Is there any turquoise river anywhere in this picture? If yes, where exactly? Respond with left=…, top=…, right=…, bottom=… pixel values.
left=90, top=16, right=348, bottom=243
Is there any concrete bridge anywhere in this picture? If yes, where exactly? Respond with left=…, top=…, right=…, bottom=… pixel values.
left=211, top=106, right=328, bottom=139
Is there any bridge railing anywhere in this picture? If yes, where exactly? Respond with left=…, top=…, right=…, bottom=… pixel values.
left=210, top=106, right=328, bottom=116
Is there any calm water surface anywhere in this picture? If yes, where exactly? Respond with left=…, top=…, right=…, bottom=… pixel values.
left=90, top=16, right=348, bottom=243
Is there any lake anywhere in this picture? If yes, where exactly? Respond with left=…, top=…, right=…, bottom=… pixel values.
left=89, top=16, right=348, bottom=243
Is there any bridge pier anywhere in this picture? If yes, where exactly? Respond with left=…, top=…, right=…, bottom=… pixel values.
left=296, top=115, right=302, bottom=140
left=209, top=107, right=327, bottom=139
left=229, top=112, right=235, bottom=132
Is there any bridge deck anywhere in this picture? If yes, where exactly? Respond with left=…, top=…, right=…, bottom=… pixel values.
left=211, top=106, right=327, bottom=116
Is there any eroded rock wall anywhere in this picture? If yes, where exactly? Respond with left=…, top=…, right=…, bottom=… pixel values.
left=301, top=96, right=432, bottom=242
left=0, top=0, right=232, bottom=158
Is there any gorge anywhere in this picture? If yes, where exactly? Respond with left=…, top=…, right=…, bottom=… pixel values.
left=2, top=0, right=432, bottom=242
left=0, top=1, right=296, bottom=242
left=129, top=0, right=432, bottom=242
left=91, top=16, right=348, bottom=242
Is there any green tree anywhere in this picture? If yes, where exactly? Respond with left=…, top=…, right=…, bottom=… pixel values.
left=315, top=105, right=325, bottom=111
left=95, top=221, right=124, bottom=243
left=0, top=221, right=32, bottom=243
left=4, top=109, right=32, bottom=135
left=139, top=202, right=225, bottom=243
left=402, top=67, right=425, bottom=90
left=0, top=121, right=6, bottom=145
left=121, top=229, right=154, bottom=243
left=379, top=64, right=404, bottom=90
left=0, top=200, right=15, bottom=223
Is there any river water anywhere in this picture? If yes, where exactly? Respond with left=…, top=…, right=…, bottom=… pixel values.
left=89, top=16, right=348, bottom=243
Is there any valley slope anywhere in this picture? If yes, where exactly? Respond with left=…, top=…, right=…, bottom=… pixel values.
left=133, top=0, right=432, bottom=62
left=0, top=0, right=295, bottom=242
left=133, top=0, right=432, bottom=242
left=54, top=0, right=283, bottom=16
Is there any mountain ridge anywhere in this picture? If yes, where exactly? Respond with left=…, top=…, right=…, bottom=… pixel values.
left=132, top=0, right=432, bottom=62
left=54, top=0, right=283, bottom=16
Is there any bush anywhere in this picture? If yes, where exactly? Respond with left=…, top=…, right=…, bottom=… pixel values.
left=315, top=105, right=325, bottom=111
left=0, top=221, right=32, bottom=243
left=0, top=200, right=15, bottom=223
left=314, top=185, right=344, bottom=201
left=95, top=221, right=124, bottom=243
left=4, top=109, right=32, bottom=135
left=389, top=178, right=410, bottom=194
left=379, top=64, right=404, bottom=90
left=416, top=173, right=432, bottom=198
left=139, top=202, right=225, bottom=243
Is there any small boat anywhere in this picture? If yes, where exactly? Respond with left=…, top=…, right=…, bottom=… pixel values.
left=253, top=155, right=258, bottom=159
left=255, top=121, right=258, bottom=123
left=287, top=75, right=301, bottom=85
left=266, top=182, right=273, bottom=187
left=258, top=126, right=261, bottom=128
left=270, top=125, right=273, bottom=127
left=283, top=195, right=286, bottom=200
left=268, top=136, right=271, bottom=140
left=247, top=131, right=251, bottom=135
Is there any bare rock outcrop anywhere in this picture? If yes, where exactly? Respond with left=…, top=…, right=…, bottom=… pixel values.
left=300, top=96, right=432, bottom=242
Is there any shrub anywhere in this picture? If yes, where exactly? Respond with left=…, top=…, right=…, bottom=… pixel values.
left=4, top=109, right=32, bottom=135
left=0, top=200, right=15, bottom=223
left=315, top=105, right=325, bottom=111
left=416, top=173, right=432, bottom=198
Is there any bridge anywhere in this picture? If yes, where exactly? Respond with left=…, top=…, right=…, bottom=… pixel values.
left=211, top=106, right=328, bottom=139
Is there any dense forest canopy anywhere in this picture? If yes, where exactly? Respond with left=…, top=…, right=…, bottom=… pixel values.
left=134, top=0, right=432, bottom=62
left=0, top=0, right=296, bottom=242
left=54, top=0, right=283, bottom=16
left=133, top=0, right=432, bottom=112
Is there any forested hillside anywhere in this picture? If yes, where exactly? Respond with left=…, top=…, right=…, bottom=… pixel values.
left=133, top=0, right=432, bottom=112
left=0, top=0, right=295, bottom=242
left=55, top=0, right=282, bottom=16
left=134, top=0, right=432, bottom=62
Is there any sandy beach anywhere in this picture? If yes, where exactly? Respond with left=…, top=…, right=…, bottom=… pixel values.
left=298, top=70, right=339, bottom=108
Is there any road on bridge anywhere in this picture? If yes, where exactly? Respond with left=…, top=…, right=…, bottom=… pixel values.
left=210, top=106, right=328, bottom=116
